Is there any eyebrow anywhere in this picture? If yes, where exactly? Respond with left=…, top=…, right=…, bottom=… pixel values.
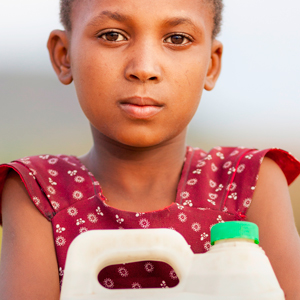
left=87, top=11, right=129, bottom=27
left=163, top=17, right=198, bottom=31
left=87, top=12, right=199, bottom=33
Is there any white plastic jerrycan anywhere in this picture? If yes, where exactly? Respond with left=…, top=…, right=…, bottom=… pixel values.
left=60, top=221, right=285, bottom=300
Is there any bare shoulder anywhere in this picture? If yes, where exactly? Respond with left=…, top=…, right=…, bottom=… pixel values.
left=246, top=157, right=300, bottom=300
left=0, top=171, right=60, bottom=300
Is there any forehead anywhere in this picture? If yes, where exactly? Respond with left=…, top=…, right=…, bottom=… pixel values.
left=72, top=0, right=214, bottom=34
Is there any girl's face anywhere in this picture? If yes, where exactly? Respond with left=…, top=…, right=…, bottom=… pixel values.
left=51, top=0, right=222, bottom=148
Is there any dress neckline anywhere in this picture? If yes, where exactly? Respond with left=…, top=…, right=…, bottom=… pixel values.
left=71, top=146, right=196, bottom=214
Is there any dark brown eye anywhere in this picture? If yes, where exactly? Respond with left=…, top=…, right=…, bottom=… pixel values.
left=100, top=32, right=127, bottom=42
left=171, top=35, right=184, bottom=44
left=164, top=34, right=191, bottom=45
left=106, top=32, right=119, bottom=41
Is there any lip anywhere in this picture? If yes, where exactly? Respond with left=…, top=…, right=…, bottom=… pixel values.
left=119, top=97, right=164, bottom=119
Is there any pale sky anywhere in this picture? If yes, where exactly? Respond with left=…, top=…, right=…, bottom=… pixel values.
left=1, top=0, right=300, bottom=152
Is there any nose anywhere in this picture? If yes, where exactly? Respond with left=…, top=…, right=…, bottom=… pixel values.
left=124, top=41, right=163, bottom=83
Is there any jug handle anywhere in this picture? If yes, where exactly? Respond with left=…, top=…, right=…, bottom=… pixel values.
left=61, top=229, right=194, bottom=297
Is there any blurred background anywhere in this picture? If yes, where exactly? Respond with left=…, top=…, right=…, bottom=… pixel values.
left=0, top=0, right=300, bottom=251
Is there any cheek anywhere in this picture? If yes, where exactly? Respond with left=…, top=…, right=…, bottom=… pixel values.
left=171, top=59, right=207, bottom=113
left=71, top=50, right=118, bottom=118
left=164, top=58, right=208, bottom=136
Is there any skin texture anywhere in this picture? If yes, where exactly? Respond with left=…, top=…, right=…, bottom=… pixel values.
left=0, top=0, right=300, bottom=299
left=0, top=172, right=60, bottom=300
left=247, top=157, right=300, bottom=300
left=47, top=0, right=222, bottom=211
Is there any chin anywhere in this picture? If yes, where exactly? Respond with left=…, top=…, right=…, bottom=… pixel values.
left=93, top=124, right=185, bottom=149
left=119, top=137, right=163, bottom=149
left=114, top=131, right=169, bottom=149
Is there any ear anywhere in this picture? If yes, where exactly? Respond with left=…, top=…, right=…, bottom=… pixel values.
left=47, top=30, right=73, bottom=85
left=204, top=40, right=223, bottom=91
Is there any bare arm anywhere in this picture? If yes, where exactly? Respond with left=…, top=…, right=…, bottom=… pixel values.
left=247, top=157, right=300, bottom=300
left=0, top=171, right=60, bottom=300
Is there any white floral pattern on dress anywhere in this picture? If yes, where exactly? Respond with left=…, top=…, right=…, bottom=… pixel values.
left=48, top=158, right=58, bottom=165
left=68, top=170, right=77, bottom=176
left=48, top=169, right=58, bottom=176
left=132, top=282, right=142, bottom=289
left=243, top=198, right=252, bottom=208
left=217, top=215, right=224, bottom=223
left=47, top=186, right=56, bottom=195
left=96, top=207, right=104, bottom=216
left=103, top=278, right=114, bottom=289
left=204, top=241, right=211, bottom=251
left=230, top=150, right=239, bottom=156
left=196, top=161, right=206, bottom=168
left=187, top=179, right=197, bottom=186
left=227, top=182, right=237, bottom=191
left=178, top=212, right=187, bottom=223
left=9, top=148, right=293, bottom=290
left=139, top=218, right=150, bottom=229
left=216, top=152, right=225, bottom=160
left=20, top=158, right=31, bottom=164
left=209, top=180, right=217, bottom=188
left=135, top=212, right=145, bottom=217
left=180, top=191, right=190, bottom=199
left=67, top=207, right=78, bottom=217
left=207, top=199, right=216, bottom=206
left=223, top=161, right=232, bottom=169
left=200, top=233, right=208, bottom=241
left=79, top=227, right=88, bottom=234
left=215, top=184, right=224, bottom=192
left=30, top=168, right=37, bottom=176
left=72, top=191, right=83, bottom=200
left=56, top=224, right=66, bottom=233
left=144, top=262, right=154, bottom=273
left=39, top=155, right=50, bottom=160
left=169, top=270, right=178, bottom=280
left=76, top=218, right=85, bottom=226
left=74, top=176, right=85, bottom=183
left=49, top=178, right=57, bottom=185
left=193, top=169, right=202, bottom=175
left=32, top=197, right=40, bottom=206
left=28, top=171, right=36, bottom=179
left=87, top=213, right=98, bottom=223
left=228, top=193, right=238, bottom=200
left=116, top=215, right=124, bottom=224
left=183, top=200, right=193, bottom=207
left=191, top=222, right=201, bottom=232
left=51, top=201, right=60, bottom=210
left=209, top=193, right=218, bottom=200
left=176, top=204, right=185, bottom=210
left=227, top=167, right=236, bottom=175
left=237, top=164, right=246, bottom=173
left=211, top=163, right=218, bottom=172
left=56, top=236, right=66, bottom=247
left=118, top=267, right=129, bottom=277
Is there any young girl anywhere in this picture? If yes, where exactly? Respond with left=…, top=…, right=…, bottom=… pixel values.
left=1, top=0, right=300, bottom=299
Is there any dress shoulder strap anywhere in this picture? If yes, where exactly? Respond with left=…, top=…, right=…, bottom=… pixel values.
left=0, top=155, right=99, bottom=224
left=180, top=147, right=300, bottom=220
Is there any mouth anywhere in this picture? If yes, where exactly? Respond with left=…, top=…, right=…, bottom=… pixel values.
left=119, top=97, right=164, bottom=119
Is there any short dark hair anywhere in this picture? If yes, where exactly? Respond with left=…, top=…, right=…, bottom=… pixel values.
left=60, top=0, right=223, bottom=39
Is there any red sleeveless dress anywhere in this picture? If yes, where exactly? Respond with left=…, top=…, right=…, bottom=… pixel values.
left=0, top=146, right=299, bottom=289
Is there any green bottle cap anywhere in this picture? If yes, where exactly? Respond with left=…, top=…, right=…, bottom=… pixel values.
left=211, top=221, right=259, bottom=245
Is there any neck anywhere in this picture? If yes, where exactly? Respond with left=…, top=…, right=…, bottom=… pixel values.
left=79, top=129, right=187, bottom=212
